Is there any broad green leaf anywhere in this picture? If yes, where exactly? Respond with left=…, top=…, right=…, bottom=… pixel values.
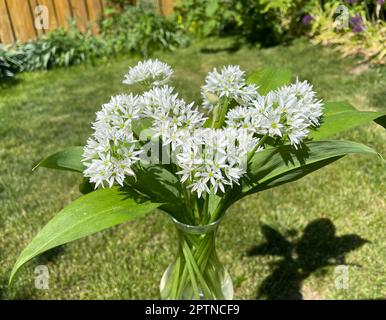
left=323, top=101, right=356, bottom=116
left=237, top=140, right=379, bottom=199
left=126, top=163, right=187, bottom=220
left=247, top=67, right=292, bottom=95
left=33, top=146, right=84, bottom=173
left=9, top=187, right=161, bottom=285
left=310, top=101, right=386, bottom=140
left=34, top=146, right=186, bottom=219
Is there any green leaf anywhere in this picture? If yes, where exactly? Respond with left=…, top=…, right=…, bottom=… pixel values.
left=131, top=117, right=153, bottom=139
left=9, top=187, right=161, bottom=285
left=310, top=101, right=386, bottom=140
left=247, top=67, right=292, bottom=95
left=208, top=194, right=221, bottom=216
left=323, top=101, right=355, bottom=116
left=238, top=140, right=379, bottom=199
left=126, top=163, right=188, bottom=220
left=206, top=0, right=219, bottom=16
left=33, top=146, right=84, bottom=173
left=203, top=113, right=214, bottom=128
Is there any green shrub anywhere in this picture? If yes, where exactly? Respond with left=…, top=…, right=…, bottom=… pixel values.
left=0, top=45, right=23, bottom=80
left=174, top=0, right=306, bottom=46
left=0, top=5, right=189, bottom=82
left=100, top=5, right=189, bottom=56
left=175, top=0, right=386, bottom=63
left=20, top=26, right=106, bottom=71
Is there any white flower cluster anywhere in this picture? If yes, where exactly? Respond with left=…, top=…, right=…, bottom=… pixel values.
left=226, top=79, right=323, bottom=147
left=83, top=94, right=143, bottom=188
left=83, top=61, right=207, bottom=189
left=175, top=128, right=260, bottom=197
left=140, top=85, right=206, bottom=149
left=201, top=65, right=259, bottom=110
left=123, top=59, right=173, bottom=86
left=83, top=59, right=323, bottom=197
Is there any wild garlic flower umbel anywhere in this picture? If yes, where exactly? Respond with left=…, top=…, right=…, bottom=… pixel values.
left=226, top=79, right=323, bottom=146
left=202, top=65, right=259, bottom=110
left=175, top=128, right=260, bottom=197
left=83, top=59, right=324, bottom=196
left=122, top=59, right=173, bottom=86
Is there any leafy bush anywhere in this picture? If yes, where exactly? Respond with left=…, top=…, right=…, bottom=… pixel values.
left=0, top=5, right=188, bottom=82
left=0, top=45, right=23, bottom=80
left=100, top=5, right=189, bottom=56
left=175, top=0, right=386, bottom=63
left=174, top=0, right=306, bottom=46
left=20, top=26, right=106, bottom=71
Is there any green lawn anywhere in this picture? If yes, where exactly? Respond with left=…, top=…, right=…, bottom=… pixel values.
left=0, top=38, right=385, bottom=300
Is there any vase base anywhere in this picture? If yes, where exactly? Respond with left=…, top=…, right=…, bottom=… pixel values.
left=160, top=263, right=234, bottom=300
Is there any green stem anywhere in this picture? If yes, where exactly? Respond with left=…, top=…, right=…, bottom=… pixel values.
left=211, top=104, right=220, bottom=128
left=205, top=264, right=225, bottom=299
left=175, top=232, right=213, bottom=298
left=181, top=184, right=195, bottom=224
left=211, top=98, right=229, bottom=129
left=247, top=133, right=268, bottom=162
left=182, top=240, right=213, bottom=298
left=182, top=243, right=200, bottom=299
left=170, top=255, right=181, bottom=299
left=208, top=195, right=228, bottom=224
left=200, top=193, right=210, bottom=224
left=214, top=98, right=229, bottom=129
left=175, top=263, right=189, bottom=298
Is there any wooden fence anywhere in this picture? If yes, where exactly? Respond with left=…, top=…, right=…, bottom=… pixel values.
left=0, top=0, right=175, bottom=44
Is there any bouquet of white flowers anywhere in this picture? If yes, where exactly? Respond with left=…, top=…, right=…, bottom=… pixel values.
left=10, top=60, right=385, bottom=299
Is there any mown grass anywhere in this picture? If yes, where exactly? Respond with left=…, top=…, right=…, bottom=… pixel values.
left=0, top=38, right=385, bottom=299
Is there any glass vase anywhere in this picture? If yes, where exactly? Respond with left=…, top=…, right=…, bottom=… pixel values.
left=160, top=217, right=233, bottom=300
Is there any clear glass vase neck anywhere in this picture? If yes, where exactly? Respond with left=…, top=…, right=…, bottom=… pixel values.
left=170, top=216, right=222, bottom=235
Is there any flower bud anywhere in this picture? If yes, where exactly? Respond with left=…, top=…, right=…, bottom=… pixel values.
left=204, top=91, right=220, bottom=105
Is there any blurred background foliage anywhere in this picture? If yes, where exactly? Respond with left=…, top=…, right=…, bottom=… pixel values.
left=174, top=0, right=385, bottom=61
left=1, top=0, right=385, bottom=82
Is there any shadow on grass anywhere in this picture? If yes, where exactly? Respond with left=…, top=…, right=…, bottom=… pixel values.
left=199, top=37, right=243, bottom=55
left=247, top=218, right=368, bottom=300
left=200, top=43, right=242, bottom=54
left=35, top=245, right=66, bottom=265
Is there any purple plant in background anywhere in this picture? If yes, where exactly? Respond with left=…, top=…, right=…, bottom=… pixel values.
left=302, top=14, right=314, bottom=26
left=350, top=14, right=366, bottom=33
left=378, top=0, right=385, bottom=5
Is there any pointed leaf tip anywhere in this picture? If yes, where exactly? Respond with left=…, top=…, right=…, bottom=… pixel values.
left=9, top=187, right=161, bottom=285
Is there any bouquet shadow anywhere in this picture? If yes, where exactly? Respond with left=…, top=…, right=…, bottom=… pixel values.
left=246, top=218, right=368, bottom=300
